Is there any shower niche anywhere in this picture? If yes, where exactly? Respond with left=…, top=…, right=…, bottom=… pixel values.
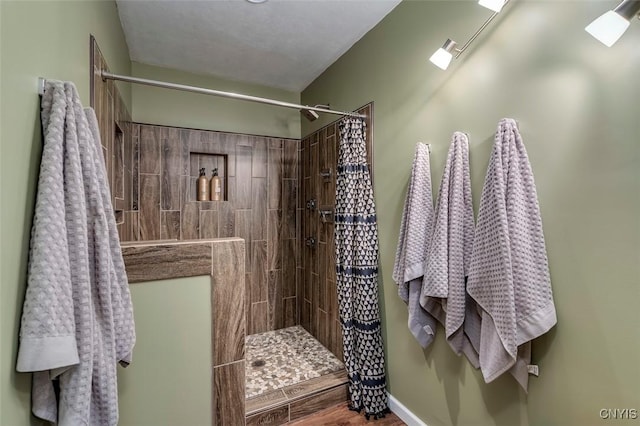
left=188, top=152, right=228, bottom=202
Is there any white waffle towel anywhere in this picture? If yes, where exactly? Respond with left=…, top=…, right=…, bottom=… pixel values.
left=17, top=81, right=135, bottom=424
left=392, top=143, right=438, bottom=348
left=467, top=118, right=556, bottom=391
left=420, top=132, right=480, bottom=367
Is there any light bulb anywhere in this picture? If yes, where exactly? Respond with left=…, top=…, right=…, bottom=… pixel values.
left=429, top=39, right=458, bottom=70
left=585, top=10, right=631, bottom=47
left=478, top=0, right=506, bottom=13
left=429, top=49, right=454, bottom=70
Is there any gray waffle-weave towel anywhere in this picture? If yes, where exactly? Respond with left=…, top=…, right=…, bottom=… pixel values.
left=420, top=132, right=480, bottom=367
left=392, top=143, right=438, bottom=348
left=16, top=81, right=135, bottom=425
left=467, top=118, right=556, bottom=391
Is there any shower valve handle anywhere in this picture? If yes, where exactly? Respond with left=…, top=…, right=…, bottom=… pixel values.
left=305, top=237, right=316, bottom=248
left=306, top=199, right=316, bottom=210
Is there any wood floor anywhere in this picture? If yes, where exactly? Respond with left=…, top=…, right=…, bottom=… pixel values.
left=287, top=403, right=406, bottom=425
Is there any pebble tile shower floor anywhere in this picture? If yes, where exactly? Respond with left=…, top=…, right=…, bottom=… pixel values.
left=245, top=326, right=344, bottom=399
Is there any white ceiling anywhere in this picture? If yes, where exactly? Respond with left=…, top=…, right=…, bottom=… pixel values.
left=116, top=0, right=402, bottom=92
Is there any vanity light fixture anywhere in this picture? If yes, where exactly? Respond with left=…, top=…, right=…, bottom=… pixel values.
left=430, top=0, right=510, bottom=71
left=478, top=0, right=506, bottom=13
left=429, top=39, right=459, bottom=70
left=585, top=0, right=640, bottom=47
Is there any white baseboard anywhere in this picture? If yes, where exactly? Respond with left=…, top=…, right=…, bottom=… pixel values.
left=388, top=393, right=428, bottom=426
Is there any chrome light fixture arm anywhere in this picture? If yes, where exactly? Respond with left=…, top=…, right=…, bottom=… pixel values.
left=430, top=0, right=511, bottom=70
left=454, top=4, right=506, bottom=59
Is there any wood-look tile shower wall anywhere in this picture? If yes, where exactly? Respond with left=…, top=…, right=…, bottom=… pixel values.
left=121, top=123, right=299, bottom=334
left=298, top=104, right=373, bottom=360
left=89, top=36, right=134, bottom=238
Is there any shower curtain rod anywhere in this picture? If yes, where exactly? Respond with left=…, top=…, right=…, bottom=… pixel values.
left=38, top=73, right=366, bottom=118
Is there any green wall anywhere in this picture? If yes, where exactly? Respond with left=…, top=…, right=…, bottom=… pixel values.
left=131, top=61, right=301, bottom=139
left=118, top=276, right=212, bottom=426
left=302, top=1, right=639, bottom=425
left=0, top=1, right=131, bottom=424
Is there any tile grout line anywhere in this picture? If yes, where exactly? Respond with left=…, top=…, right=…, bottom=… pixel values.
left=209, top=243, right=215, bottom=369
left=245, top=390, right=288, bottom=417
left=213, top=358, right=244, bottom=369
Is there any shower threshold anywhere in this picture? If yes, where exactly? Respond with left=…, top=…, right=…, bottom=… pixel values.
left=245, top=326, right=348, bottom=424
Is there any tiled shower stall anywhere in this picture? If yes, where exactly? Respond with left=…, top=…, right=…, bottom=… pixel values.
left=116, top=103, right=372, bottom=356
left=94, top=36, right=373, bottom=421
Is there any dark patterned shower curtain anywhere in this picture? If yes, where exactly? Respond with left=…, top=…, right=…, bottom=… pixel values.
left=334, top=117, right=388, bottom=419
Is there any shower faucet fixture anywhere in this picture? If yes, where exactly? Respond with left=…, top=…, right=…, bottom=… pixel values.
left=319, top=209, right=334, bottom=224
left=300, top=108, right=319, bottom=122
left=320, top=168, right=333, bottom=181
left=300, top=104, right=331, bottom=122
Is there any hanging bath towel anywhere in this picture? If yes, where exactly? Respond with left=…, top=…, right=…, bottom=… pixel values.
left=16, top=81, right=135, bottom=425
left=335, top=117, right=388, bottom=419
left=467, top=118, right=556, bottom=391
left=392, top=143, right=438, bottom=348
left=421, top=132, right=480, bottom=367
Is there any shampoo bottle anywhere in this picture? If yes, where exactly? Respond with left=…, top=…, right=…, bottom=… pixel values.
left=210, top=168, right=222, bottom=201
left=197, top=168, right=209, bottom=201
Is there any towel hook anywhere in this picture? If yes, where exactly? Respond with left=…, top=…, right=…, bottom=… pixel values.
left=419, top=142, right=431, bottom=153
left=37, top=78, right=46, bottom=95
